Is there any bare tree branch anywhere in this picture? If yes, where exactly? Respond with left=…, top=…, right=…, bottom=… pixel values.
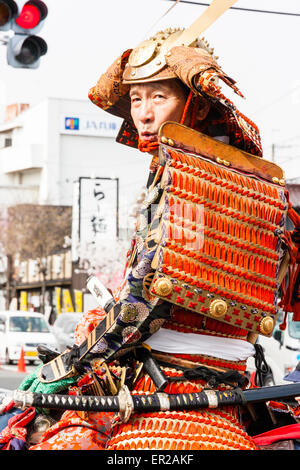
left=1, top=204, right=72, bottom=261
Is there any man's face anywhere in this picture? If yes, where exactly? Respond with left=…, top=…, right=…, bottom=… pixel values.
left=129, top=80, right=187, bottom=143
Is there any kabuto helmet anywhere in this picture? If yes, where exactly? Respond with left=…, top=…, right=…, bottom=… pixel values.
left=88, top=0, right=263, bottom=157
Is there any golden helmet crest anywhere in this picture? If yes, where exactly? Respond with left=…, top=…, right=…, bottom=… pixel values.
left=123, top=28, right=218, bottom=84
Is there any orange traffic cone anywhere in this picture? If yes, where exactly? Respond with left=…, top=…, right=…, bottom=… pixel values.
left=17, top=346, right=27, bottom=373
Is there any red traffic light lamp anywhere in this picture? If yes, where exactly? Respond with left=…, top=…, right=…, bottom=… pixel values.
left=14, top=0, right=47, bottom=33
left=16, top=3, right=42, bottom=29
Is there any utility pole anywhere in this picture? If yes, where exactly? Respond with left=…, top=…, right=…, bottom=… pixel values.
left=5, top=253, right=12, bottom=309
left=271, top=143, right=275, bottom=162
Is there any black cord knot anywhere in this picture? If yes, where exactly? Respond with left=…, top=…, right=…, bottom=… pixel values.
left=254, top=343, right=271, bottom=387
left=182, top=366, right=247, bottom=388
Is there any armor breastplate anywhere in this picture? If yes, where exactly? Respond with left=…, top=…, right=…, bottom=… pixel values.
left=148, top=122, right=288, bottom=337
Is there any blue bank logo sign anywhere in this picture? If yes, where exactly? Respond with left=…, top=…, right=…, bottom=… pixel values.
left=65, top=117, right=79, bottom=130
left=61, top=113, right=121, bottom=137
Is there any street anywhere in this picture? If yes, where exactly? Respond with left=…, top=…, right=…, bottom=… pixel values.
left=0, top=363, right=37, bottom=391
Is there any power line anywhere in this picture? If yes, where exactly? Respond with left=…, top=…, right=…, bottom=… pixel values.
left=165, top=0, right=300, bottom=17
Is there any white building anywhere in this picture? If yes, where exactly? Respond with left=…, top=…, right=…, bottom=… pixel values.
left=0, top=97, right=150, bottom=228
left=0, top=98, right=151, bottom=312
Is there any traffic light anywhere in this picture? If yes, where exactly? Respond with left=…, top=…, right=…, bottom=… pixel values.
left=0, top=0, right=48, bottom=69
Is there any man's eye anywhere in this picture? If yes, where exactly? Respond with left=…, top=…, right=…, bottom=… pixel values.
left=131, top=97, right=140, bottom=103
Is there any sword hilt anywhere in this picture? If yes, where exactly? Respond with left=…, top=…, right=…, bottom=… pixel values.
left=135, top=345, right=168, bottom=392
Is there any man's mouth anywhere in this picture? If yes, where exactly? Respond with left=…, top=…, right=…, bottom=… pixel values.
left=140, top=132, right=157, bottom=142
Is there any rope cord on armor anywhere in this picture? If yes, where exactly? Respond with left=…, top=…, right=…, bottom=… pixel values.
left=253, top=343, right=271, bottom=387
left=156, top=359, right=247, bottom=389
left=180, top=90, right=193, bottom=125
left=182, top=366, right=247, bottom=388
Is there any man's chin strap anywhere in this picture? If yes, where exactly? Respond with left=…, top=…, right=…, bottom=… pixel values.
left=138, top=139, right=160, bottom=179
left=138, top=139, right=159, bottom=153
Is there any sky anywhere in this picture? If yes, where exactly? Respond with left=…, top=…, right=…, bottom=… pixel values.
left=0, top=0, right=299, bottom=179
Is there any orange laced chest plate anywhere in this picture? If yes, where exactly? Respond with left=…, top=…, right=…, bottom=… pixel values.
left=148, top=123, right=288, bottom=337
